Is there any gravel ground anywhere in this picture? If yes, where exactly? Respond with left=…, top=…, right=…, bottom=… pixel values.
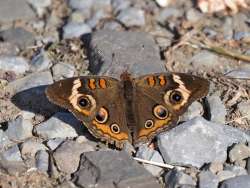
left=0, top=0, right=250, bottom=187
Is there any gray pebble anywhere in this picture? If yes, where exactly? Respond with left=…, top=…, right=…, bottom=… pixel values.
left=21, top=138, right=47, bottom=159
left=220, top=175, right=250, bottom=188
left=6, top=115, right=33, bottom=141
left=185, top=8, right=203, bottom=22
left=165, top=169, right=196, bottom=188
left=158, top=117, right=250, bottom=168
left=237, top=101, right=250, bottom=120
left=35, top=112, right=81, bottom=139
left=26, top=0, right=51, bottom=17
left=102, top=21, right=123, bottom=31
left=217, top=170, right=236, bottom=182
left=52, top=62, right=76, bottom=81
left=63, top=22, right=92, bottom=39
left=111, top=0, right=131, bottom=14
left=188, top=51, right=223, bottom=71
left=30, top=50, right=52, bottom=72
left=46, top=138, right=64, bottom=150
left=156, top=7, right=182, bottom=24
left=0, top=27, right=35, bottom=49
left=0, top=56, right=29, bottom=74
left=73, top=150, right=161, bottom=188
left=224, top=165, right=248, bottom=176
left=136, top=145, right=164, bottom=176
left=181, top=101, right=204, bottom=122
left=117, top=7, right=145, bottom=27
left=53, top=140, right=95, bottom=174
left=198, top=170, right=219, bottom=188
left=207, top=93, right=227, bottom=124
left=229, top=143, right=250, bottom=163
left=226, top=68, right=250, bottom=80
left=6, top=71, right=53, bottom=93
left=1, top=145, right=22, bottom=162
left=234, top=32, right=250, bottom=42
left=87, top=9, right=110, bottom=29
left=88, top=30, right=165, bottom=78
left=35, top=150, right=49, bottom=173
left=0, top=0, right=35, bottom=22
left=0, top=130, right=13, bottom=151
left=68, top=0, right=93, bottom=11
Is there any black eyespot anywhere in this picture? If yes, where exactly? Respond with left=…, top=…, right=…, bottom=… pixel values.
left=95, top=107, right=108, bottom=124
left=78, top=97, right=89, bottom=108
left=153, top=105, right=169, bottom=120
left=111, top=124, right=120, bottom=134
left=170, top=91, right=183, bottom=104
left=144, top=120, right=154, bottom=129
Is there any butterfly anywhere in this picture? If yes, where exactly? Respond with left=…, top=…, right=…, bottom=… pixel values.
left=46, top=72, right=209, bottom=148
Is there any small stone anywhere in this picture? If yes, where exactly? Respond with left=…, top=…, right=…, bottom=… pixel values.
left=52, top=62, right=76, bottom=81
left=0, top=0, right=35, bottom=23
left=217, top=170, right=236, bottom=182
left=203, top=27, right=218, bottom=38
left=46, top=138, right=64, bottom=150
left=188, top=51, right=222, bottom=71
left=63, top=22, right=91, bottom=39
left=0, top=56, right=29, bottom=74
left=87, top=9, right=110, bottom=28
left=207, top=93, right=227, bottom=124
left=224, top=165, right=248, bottom=176
left=30, top=50, right=52, bottom=72
left=234, top=32, right=250, bottom=42
left=20, top=138, right=47, bottom=161
left=207, top=162, right=223, bottom=174
left=6, top=71, right=53, bottom=93
left=186, top=8, right=203, bottom=22
left=238, top=101, right=250, bottom=120
left=88, top=30, right=165, bottom=78
left=102, top=21, right=122, bottom=31
left=226, top=68, right=250, bottom=79
left=156, top=7, right=182, bottom=23
left=198, top=170, right=219, bottom=188
left=0, top=28, right=35, bottom=49
left=158, top=117, right=250, bottom=168
left=111, top=0, right=131, bottom=14
left=69, top=0, right=93, bottom=11
left=35, top=112, right=82, bottom=139
left=181, top=101, right=204, bottom=121
left=35, top=150, right=49, bottom=173
left=6, top=116, right=33, bottom=141
left=229, top=143, right=250, bottom=163
left=73, top=150, right=161, bottom=188
left=69, top=11, right=87, bottom=23
left=53, top=140, right=95, bottom=174
left=165, top=169, right=196, bottom=187
left=136, top=145, right=164, bottom=176
left=117, top=8, right=145, bottom=27
left=220, top=175, right=250, bottom=188
left=27, top=0, right=51, bottom=17
left=0, top=42, right=19, bottom=56
left=0, top=130, right=13, bottom=151
left=1, top=145, right=22, bottom=162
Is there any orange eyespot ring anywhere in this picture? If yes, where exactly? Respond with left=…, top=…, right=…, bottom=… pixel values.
left=144, top=119, right=154, bottom=129
left=169, top=90, right=183, bottom=104
left=95, top=107, right=109, bottom=124
left=110, top=123, right=120, bottom=134
left=153, top=105, right=169, bottom=120
left=77, top=96, right=90, bottom=108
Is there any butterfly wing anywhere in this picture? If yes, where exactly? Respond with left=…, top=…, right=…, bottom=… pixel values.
left=132, top=72, right=209, bottom=145
left=46, top=76, right=131, bottom=148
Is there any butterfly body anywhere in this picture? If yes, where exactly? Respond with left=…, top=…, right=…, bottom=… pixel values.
left=46, top=72, right=209, bottom=148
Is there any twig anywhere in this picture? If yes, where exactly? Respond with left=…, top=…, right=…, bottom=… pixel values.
left=133, top=157, right=186, bottom=170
